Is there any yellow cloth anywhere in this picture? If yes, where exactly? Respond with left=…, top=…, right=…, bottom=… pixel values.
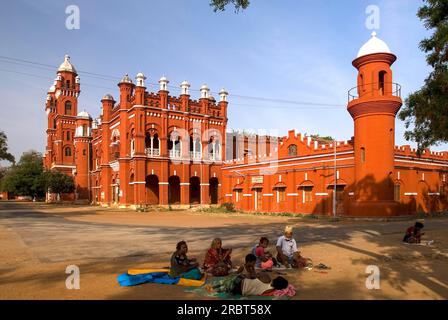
left=127, top=268, right=205, bottom=287
left=128, top=268, right=170, bottom=275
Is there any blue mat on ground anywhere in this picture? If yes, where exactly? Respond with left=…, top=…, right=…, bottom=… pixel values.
left=117, top=272, right=180, bottom=287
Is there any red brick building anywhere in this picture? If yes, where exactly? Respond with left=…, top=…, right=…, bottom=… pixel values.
left=222, top=32, right=448, bottom=216
left=44, top=33, right=448, bottom=215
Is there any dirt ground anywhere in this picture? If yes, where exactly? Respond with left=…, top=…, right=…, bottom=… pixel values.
left=0, top=201, right=447, bottom=300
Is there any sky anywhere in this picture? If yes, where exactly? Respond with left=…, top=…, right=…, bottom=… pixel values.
left=0, top=0, right=446, bottom=163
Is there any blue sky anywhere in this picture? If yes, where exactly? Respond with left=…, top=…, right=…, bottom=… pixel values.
left=0, top=0, right=445, bottom=162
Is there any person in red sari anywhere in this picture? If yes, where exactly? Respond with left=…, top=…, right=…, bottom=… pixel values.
left=203, top=238, right=232, bottom=276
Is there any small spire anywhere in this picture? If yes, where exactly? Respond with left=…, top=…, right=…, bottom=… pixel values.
left=371, top=31, right=377, bottom=37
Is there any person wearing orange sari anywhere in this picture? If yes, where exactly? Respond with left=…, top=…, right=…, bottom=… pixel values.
left=203, top=238, right=232, bottom=276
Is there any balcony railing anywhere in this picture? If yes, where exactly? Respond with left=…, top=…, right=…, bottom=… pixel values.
left=348, top=82, right=401, bottom=103
left=208, top=152, right=222, bottom=161
left=190, top=151, right=202, bottom=160
left=169, top=149, right=181, bottom=158
left=145, top=148, right=160, bottom=157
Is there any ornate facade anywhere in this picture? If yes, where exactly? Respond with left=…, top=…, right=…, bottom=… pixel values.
left=44, top=34, right=448, bottom=216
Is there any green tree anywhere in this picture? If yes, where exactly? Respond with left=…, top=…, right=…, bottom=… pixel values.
left=1, top=151, right=45, bottom=197
left=210, top=0, right=249, bottom=12
left=45, top=171, right=75, bottom=199
left=398, top=0, right=448, bottom=153
left=0, top=131, right=15, bottom=163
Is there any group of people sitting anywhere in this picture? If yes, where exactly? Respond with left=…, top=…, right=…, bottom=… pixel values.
left=168, top=226, right=307, bottom=296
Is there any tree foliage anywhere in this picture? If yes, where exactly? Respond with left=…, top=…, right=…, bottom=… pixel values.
left=398, top=0, right=448, bottom=153
left=1, top=151, right=45, bottom=197
left=45, top=171, right=75, bottom=195
left=0, top=150, right=74, bottom=198
left=210, top=0, right=250, bottom=12
left=0, top=131, right=15, bottom=163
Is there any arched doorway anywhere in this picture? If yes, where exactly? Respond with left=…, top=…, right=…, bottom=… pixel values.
left=145, top=175, right=159, bottom=205
left=190, top=176, right=201, bottom=204
left=209, top=177, right=219, bottom=204
left=168, top=176, right=180, bottom=204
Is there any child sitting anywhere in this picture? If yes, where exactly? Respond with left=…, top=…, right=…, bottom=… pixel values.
left=237, top=253, right=258, bottom=279
left=254, top=237, right=277, bottom=270
left=403, top=221, right=425, bottom=244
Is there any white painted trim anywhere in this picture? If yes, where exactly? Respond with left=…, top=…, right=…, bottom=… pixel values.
left=223, top=151, right=354, bottom=170
left=110, top=121, right=121, bottom=130
left=428, top=192, right=440, bottom=196
left=159, top=182, right=169, bottom=185
left=395, top=157, right=448, bottom=167
left=180, top=183, right=190, bottom=186
left=128, top=114, right=135, bottom=119
left=243, top=194, right=252, bottom=197
left=224, top=157, right=355, bottom=172
left=263, top=193, right=274, bottom=196
left=287, top=193, right=299, bottom=196
left=404, top=192, right=418, bottom=196
left=129, top=181, right=146, bottom=185
left=200, top=183, right=210, bottom=186
left=315, top=192, right=329, bottom=196
left=51, top=165, right=76, bottom=169
left=225, top=194, right=233, bottom=197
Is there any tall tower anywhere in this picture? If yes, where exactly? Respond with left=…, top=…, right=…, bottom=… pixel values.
left=74, top=110, right=92, bottom=201
left=347, top=32, right=402, bottom=216
left=44, top=55, right=80, bottom=176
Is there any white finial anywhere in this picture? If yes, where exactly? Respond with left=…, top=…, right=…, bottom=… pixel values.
left=158, top=76, right=169, bottom=91
left=371, top=31, right=377, bottom=37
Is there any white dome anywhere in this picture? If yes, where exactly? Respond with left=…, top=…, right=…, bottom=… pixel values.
left=159, top=76, right=169, bottom=83
left=200, top=84, right=209, bottom=90
left=119, top=74, right=133, bottom=84
left=102, top=93, right=114, bottom=101
left=180, top=80, right=190, bottom=87
left=136, top=72, right=146, bottom=79
left=58, top=54, right=77, bottom=73
left=77, top=110, right=91, bottom=119
left=357, top=32, right=391, bottom=58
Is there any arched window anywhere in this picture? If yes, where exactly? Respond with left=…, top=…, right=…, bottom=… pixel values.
left=64, top=101, right=72, bottom=115
left=65, top=147, right=72, bottom=157
left=153, top=133, right=159, bottom=149
left=288, top=144, right=297, bottom=156
left=361, top=147, right=366, bottom=163
left=379, top=71, right=386, bottom=95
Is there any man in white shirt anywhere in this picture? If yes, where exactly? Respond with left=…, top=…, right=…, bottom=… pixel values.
left=276, top=226, right=306, bottom=268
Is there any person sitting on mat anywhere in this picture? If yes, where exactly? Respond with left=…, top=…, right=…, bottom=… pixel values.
left=203, top=237, right=233, bottom=276
left=403, top=221, right=425, bottom=244
left=237, top=253, right=258, bottom=279
left=253, top=237, right=277, bottom=270
left=169, top=240, right=202, bottom=280
left=276, top=226, right=309, bottom=269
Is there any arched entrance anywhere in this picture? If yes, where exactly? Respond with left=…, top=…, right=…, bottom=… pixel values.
left=145, top=175, right=159, bottom=205
left=209, top=177, right=219, bottom=204
left=168, top=176, right=180, bottom=204
left=190, top=176, right=201, bottom=204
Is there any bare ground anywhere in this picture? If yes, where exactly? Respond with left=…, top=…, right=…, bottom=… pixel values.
left=0, top=201, right=447, bottom=300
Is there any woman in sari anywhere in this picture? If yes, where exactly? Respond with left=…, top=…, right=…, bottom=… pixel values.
left=203, top=238, right=232, bottom=276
